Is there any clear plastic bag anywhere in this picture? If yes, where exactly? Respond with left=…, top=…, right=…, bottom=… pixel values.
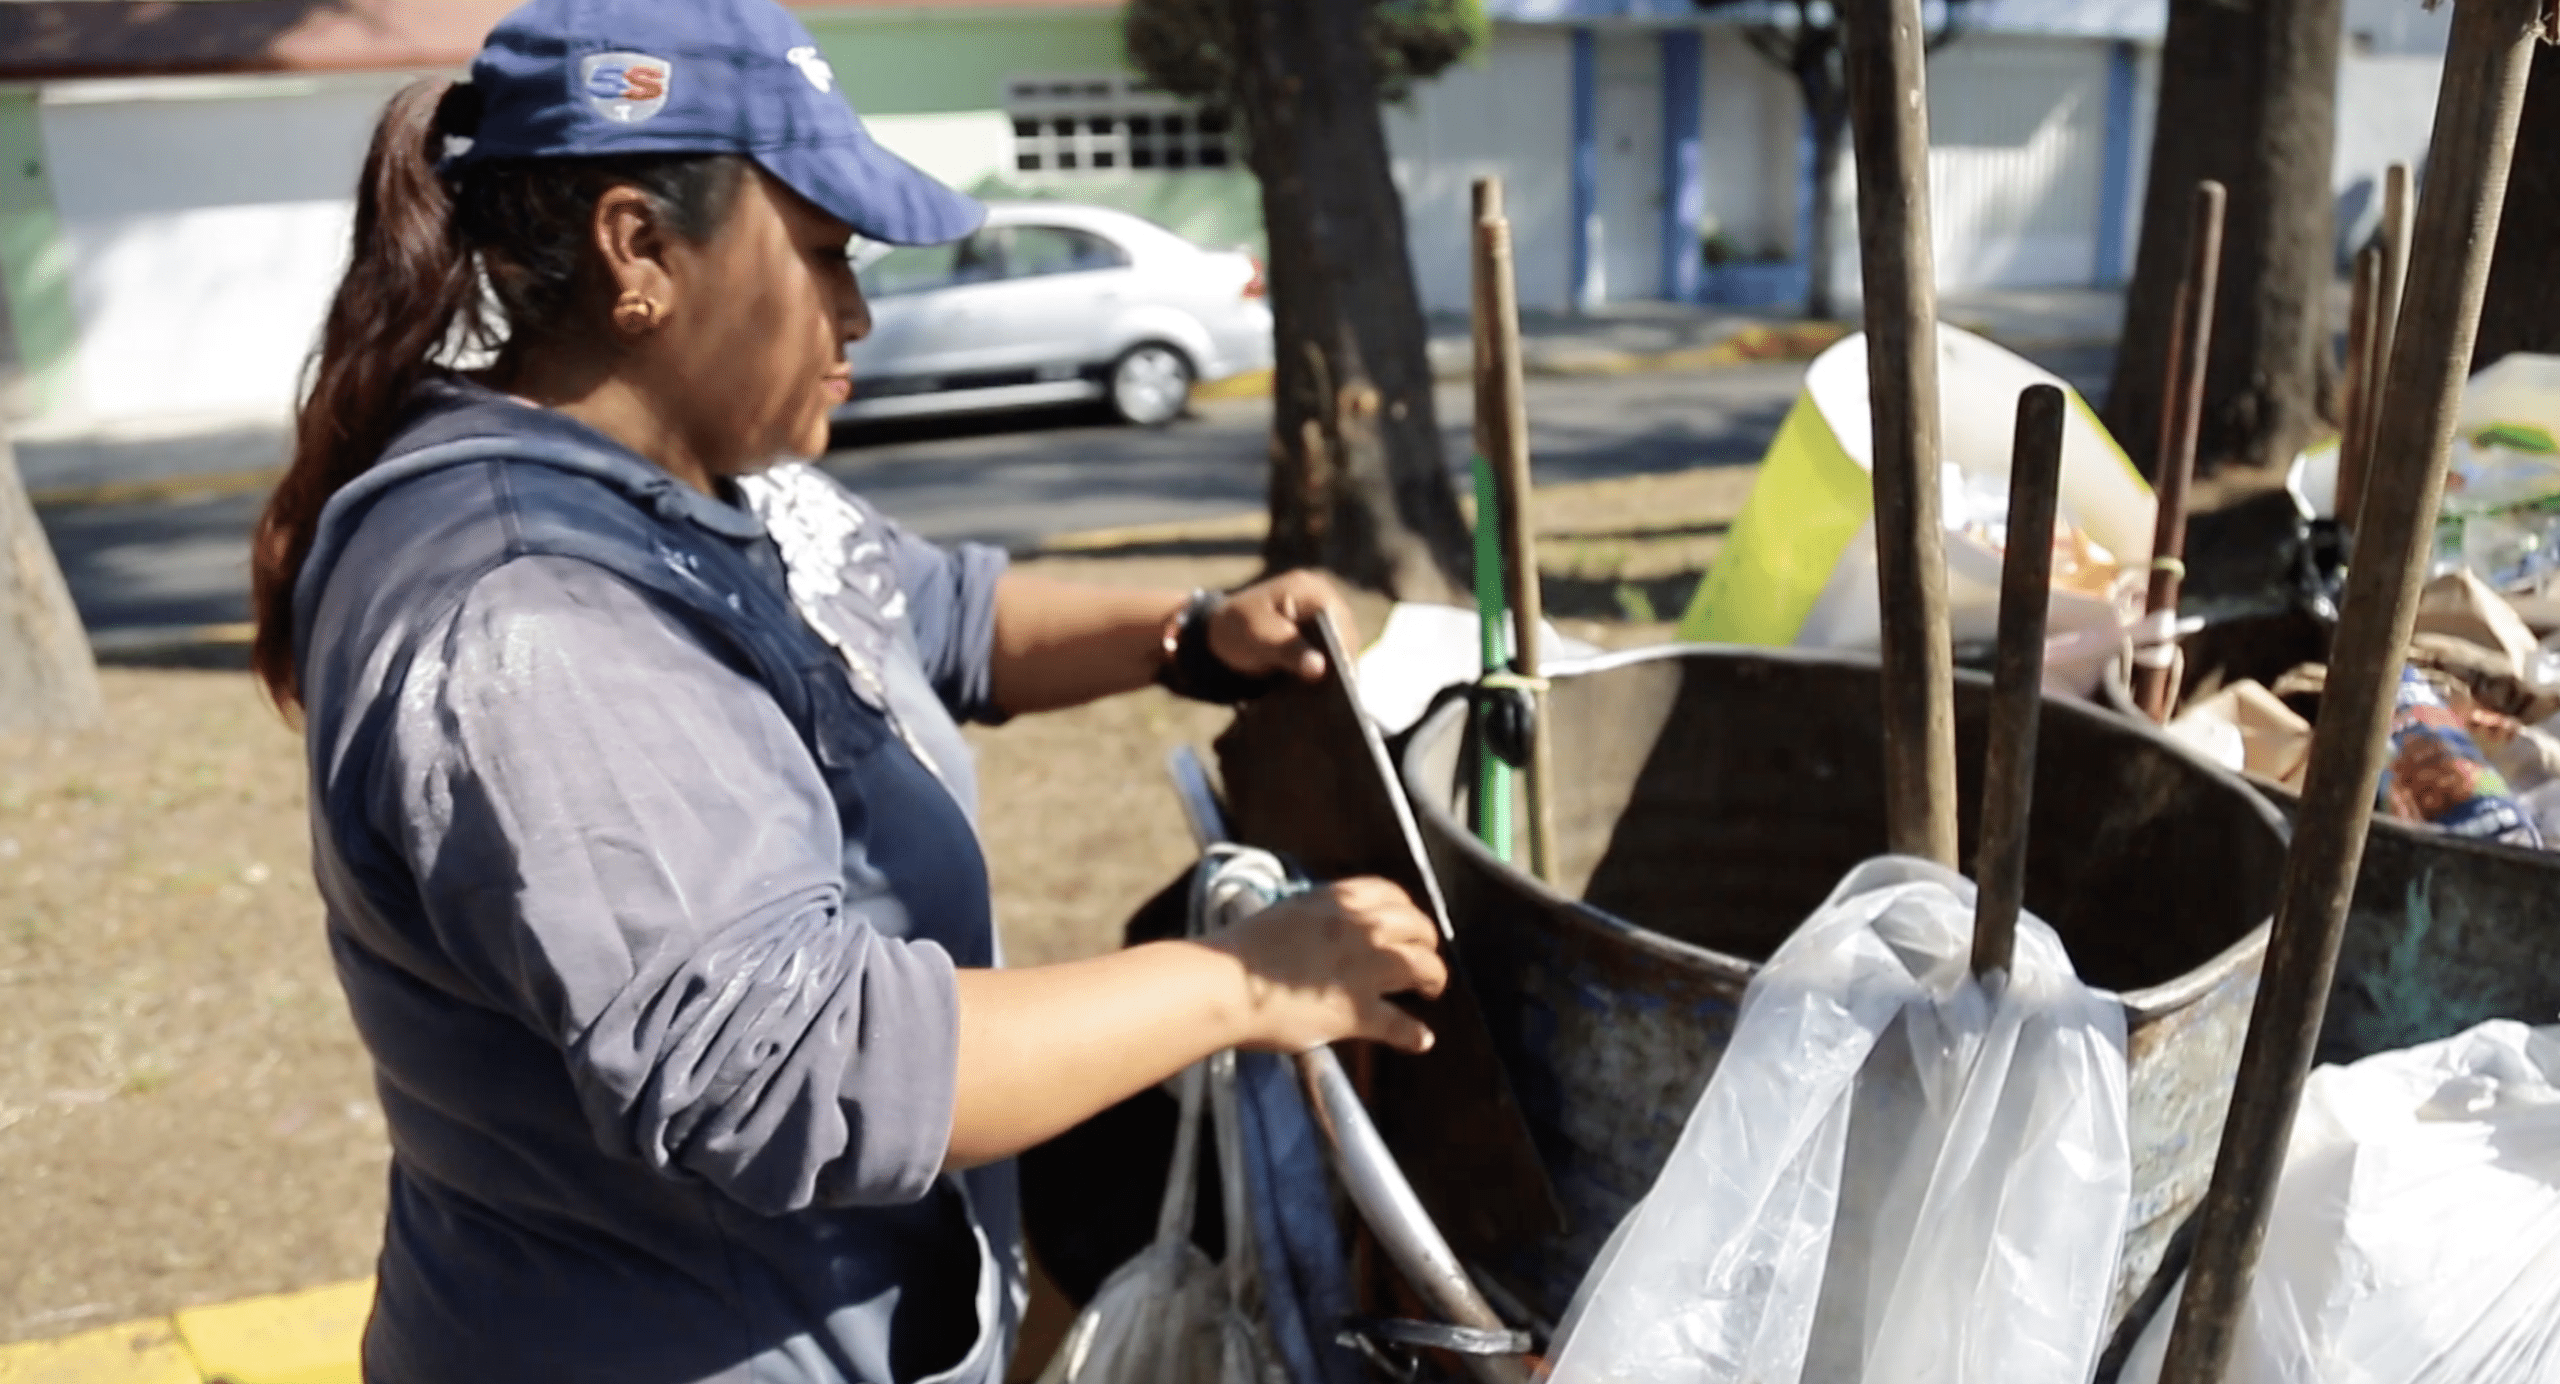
left=1546, top=857, right=2131, bottom=1384
left=2119, top=1021, right=2560, bottom=1384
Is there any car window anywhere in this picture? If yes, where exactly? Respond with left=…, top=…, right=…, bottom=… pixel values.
left=860, top=231, right=1011, bottom=296
left=950, top=231, right=1007, bottom=286
left=861, top=242, right=959, bottom=297
left=1002, top=225, right=1131, bottom=279
left=858, top=226, right=1125, bottom=296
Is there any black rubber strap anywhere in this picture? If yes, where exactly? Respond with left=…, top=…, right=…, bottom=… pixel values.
left=1155, top=588, right=1286, bottom=704
left=1413, top=675, right=1541, bottom=769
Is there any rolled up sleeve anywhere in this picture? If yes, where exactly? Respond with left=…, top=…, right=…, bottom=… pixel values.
left=384, top=556, right=958, bottom=1213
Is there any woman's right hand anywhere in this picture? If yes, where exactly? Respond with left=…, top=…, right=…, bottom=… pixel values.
left=1206, top=876, right=1449, bottom=1055
left=946, top=875, right=1449, bottom=1168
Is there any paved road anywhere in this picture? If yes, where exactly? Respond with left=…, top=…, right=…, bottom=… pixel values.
left=37, top=490, right=268, bottom=635
left=34, top=346, right=2114, bottom=637
left=819, top=362, right=1810, bottom=550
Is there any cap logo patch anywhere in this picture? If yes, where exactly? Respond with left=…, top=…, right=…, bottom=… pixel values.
left=579, top=51, right=672, bottom=123
left=785, top=45, right=835, bottom=94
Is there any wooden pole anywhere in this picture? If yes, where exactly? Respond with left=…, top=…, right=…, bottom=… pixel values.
left=1845, top=0, right=1959, bottom=868
left=2337, top=246, right=2385, bottom=530
left=1471, top=177, right=1505, bottom=455
left=2370, top=160, right=2414, bottom=461
left=2345, top=164, right=2414, bottom=528
left=1472, top=178, right=1560, bottom=884
left=1972, top=385, right=2066, bottom=980
left=2132, top=181, right=2225, bottom=724
left=2156, top=4, right=2548, bottom=1379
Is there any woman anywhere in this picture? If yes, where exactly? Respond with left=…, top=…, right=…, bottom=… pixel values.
left=251, top=2, right=1447, bottom=1380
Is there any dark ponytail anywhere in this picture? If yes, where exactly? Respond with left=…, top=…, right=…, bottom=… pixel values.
left=250, top=81, right=746, bottom=711
left=251, top=79, right=481, bottom=710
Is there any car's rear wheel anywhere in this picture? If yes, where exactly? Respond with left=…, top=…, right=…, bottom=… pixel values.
left=1108, top=344, right=1192, bottom=427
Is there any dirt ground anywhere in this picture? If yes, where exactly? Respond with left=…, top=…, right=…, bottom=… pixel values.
left=0, top=471, right=1732, bottom=1346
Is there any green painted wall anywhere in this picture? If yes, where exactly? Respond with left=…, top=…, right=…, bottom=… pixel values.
left=806, top=9, right=1266, bottom=258
left=802, top=10, right=1131, bottom=116
left=0, top=91, right=78, bottom=418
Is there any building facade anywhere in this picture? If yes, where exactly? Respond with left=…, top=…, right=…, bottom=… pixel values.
left=0, top=0, right=2452, bottom=440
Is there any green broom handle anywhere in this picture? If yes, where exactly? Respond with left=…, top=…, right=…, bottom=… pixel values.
left=1470, top=453, right=1516, bottom=863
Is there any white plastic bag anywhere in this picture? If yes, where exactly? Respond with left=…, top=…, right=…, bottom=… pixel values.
left=1034, top=1059, right=1253, bottom=1384
left=1547, top=857, right=2131, bottom=1384
left=1036, top=863, right=1285, bottom=1384
left=2119, top=1020, right=2560, bottom=1384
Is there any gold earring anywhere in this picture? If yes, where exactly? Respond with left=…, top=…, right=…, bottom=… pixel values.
left=612, top=291, right=663, bottom=335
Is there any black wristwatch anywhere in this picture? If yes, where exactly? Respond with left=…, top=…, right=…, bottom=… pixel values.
left=1155, top=589, right=1287, bottom=704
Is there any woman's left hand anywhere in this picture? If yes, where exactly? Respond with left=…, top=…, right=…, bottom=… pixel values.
left=1206, top=570, right=1359, bottom=683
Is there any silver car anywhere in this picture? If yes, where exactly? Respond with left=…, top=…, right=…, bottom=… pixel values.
left=841, top=202, right=1272, bottom=427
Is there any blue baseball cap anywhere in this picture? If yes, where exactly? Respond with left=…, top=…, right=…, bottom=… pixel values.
left=446, top=0, right=984, bottom=246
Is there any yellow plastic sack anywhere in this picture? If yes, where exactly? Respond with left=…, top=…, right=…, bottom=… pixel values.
left=1679, top=325, right=2154, bottom=692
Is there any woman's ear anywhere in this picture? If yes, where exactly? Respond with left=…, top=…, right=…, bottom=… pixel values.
left=593, top=184, right=678, bottom=328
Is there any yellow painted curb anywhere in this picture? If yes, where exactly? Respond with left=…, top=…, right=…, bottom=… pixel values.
left=172, top=1280, right=370, bottom=1384
left=1189, top=324, right=1846, bottom=403
left=1035, top=509, right=1268, bottom=554
left=0, top=1319, right=197, bottom=1384
left=1690, top=321, right=1854, bottom=369
left=29, top=466, right=284, bottom=510
left=86, top=622, right=257, bottom=656
left=1192, top=367, right=1272, bottom=401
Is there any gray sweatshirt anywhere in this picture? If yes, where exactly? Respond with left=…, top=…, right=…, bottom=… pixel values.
left=293, top=380, right=1020, bottom=1383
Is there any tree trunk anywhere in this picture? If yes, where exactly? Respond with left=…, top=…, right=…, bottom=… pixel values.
left=1802, top=79, right=1850, bottom=321
left=2104, top=0, right=2342, bottom=477
left=1226, top=0, right=1472, bottom=602
left=0, top=431, right=101, bottom=736
left=2474, top=42, right=2560, bottom=370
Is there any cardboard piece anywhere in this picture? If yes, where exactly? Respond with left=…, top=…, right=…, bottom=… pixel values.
left=2167, top=680, right=2314, bottom=791
left=2416, top=569, right=2541, bottom=675
left=2406, top=568, right=2560, bottom=723
left=1214, top=613, right=1565, bottom=1259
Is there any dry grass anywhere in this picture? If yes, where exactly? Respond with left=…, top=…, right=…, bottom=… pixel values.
left=0, top=668, right=379, bottom=1342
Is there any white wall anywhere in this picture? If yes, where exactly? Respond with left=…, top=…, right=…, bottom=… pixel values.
left=38, top=73, right=418, bottom=428
left=1385, top=26, right=1576, bottom=314
left=31, top=84, right=1022, bottom=432
left=2333, top=0, right=2450, bottom=268
left=1590, top=29, right=1665, bottom=304
left=1698, top=31, right=1800, bottom=266
left=866, top=110, right=1012, bottom=191
left=1926, top=36, right=2110, bottom=288
left=2333, top=53, right=2442, bottom=258
left=1825, top=35, right=2114, bottom=299
left=2343, top=0, right=2453, bottom=56
left=2123, top=41, right=2159, bottom=283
